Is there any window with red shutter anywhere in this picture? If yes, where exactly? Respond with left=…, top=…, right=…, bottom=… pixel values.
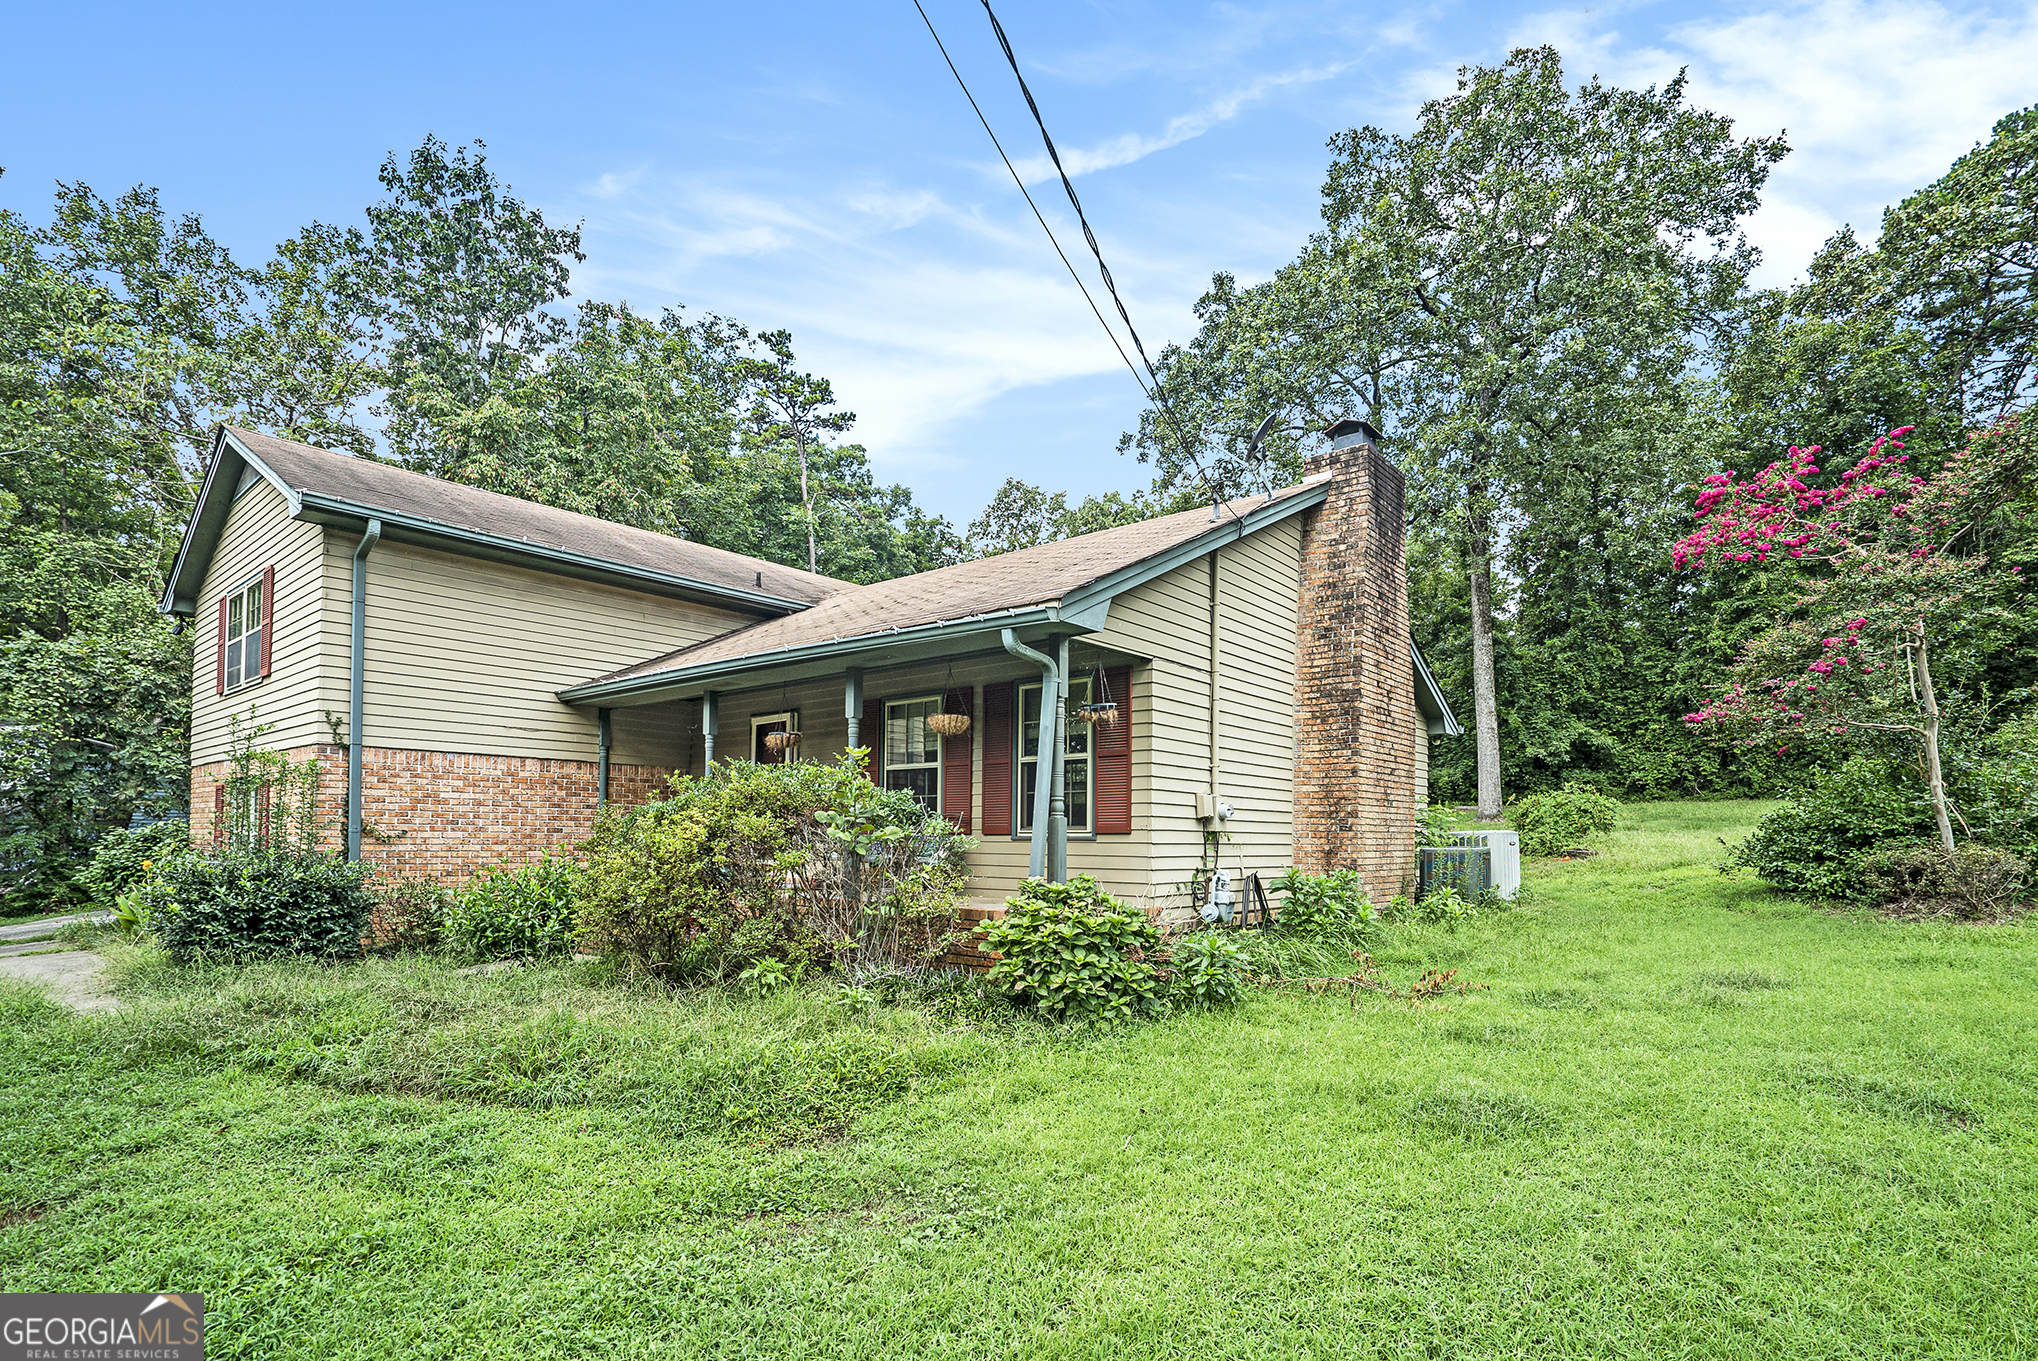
left=861, top=697, right=881, bottom=782
left=940, top=686, right=974, bottom=832
left=980, top=682, right=1014, bottom=835
left=1095, top=666, right=1133, bottom=834
left=218, top=573, right=268, bottom=692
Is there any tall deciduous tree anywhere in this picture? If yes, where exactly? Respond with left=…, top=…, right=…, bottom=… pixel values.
left=351, top=134, right=585, bottom=472
left=1131, top=47, right=1784, bottom=818
left=962, top=480, right=1155, bottom=559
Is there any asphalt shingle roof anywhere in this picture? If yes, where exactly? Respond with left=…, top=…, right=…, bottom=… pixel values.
left=581, top=478, right=1326, bottom=687
left=226, top=427, right=852, bottom=608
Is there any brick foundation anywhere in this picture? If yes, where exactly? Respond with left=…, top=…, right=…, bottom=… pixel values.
left=1292, top=435, right=1427, bottom=903
left=189, top=744, right=672, bottom=885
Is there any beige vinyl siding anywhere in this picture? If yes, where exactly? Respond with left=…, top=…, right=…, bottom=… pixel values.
left=1087, top=516, right=1302, bottom=906
left=316, top=534, right=757, bottom=765
left=191, top=481, right=329, bottom=763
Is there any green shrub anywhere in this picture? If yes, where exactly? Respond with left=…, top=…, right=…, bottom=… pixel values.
left=1858, top=842, right=2031, bottom=919
left=1168, top=931, right=1252, bottom=1009
left=76, top=819, right=191, bottom=905
left=979, top=875, right=1164, bottom=1023
left=577, top=757, right=969, bottom=985
left=144, top=850, right=373, bottom=961
left=1269, top=867, right=1375, bottom=936
left=1727, top=758, right=1939, bottom=897
left=1510, top=783, right=1621, bottom=858
left=368, top=874, right=449, bottom=951
left=444, top=853, right=582, bottom=960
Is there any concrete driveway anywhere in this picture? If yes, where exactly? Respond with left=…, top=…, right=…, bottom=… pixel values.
left=0, top=912, right=117, bottom=1012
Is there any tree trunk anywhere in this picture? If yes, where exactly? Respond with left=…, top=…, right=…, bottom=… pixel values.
left=797, top=430, right=817, bottom=575
left=1468, top=499, right=1503, bottom=822
left=1913, top=625, right=1956, bottom=855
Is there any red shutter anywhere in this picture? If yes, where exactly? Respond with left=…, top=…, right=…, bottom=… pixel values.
left=1095, top=666, right=1133, bottom=835
left=981, top=682, right=1014, bottom=836
left=215, top=596, right=228, bottom=695
left=941, top=686, right=974, bottom=832
left=862, top=697, right=882, bottom=783
left=258, top=564, right=275, bottom=677
left=212, top=783, right=227, bottom=845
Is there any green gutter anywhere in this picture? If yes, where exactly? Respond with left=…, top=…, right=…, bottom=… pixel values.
left=294, top=492, right=814, bottom=616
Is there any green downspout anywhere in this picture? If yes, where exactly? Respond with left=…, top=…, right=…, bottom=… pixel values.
left=347, top=518, right=382, bottom=861
left=1001, top=629, right=1065, bottom=882
left=597, top=708, right=612, bottom=805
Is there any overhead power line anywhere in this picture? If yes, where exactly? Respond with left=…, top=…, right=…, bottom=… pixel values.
left=974, top=0, right=1164, bottom=393
left=909, top=0, right=1150, bottom=399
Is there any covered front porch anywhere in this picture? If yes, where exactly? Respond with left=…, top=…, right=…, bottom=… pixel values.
left=563, top=615, right=1150, bottom=909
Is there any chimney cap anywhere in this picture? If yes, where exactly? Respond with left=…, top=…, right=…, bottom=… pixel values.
left=1323, top=418, right=1382, bottom=450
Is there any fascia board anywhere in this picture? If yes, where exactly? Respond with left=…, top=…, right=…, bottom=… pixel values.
left=158, top=429, right=303, bottom=615
left=1056, top=482, right=1329, bottom=622
left=1410, top=635, right=1463, bottom=736
left=294, top=492, right=814, bottom=617
left=557, top=604, right=1078, bottom=705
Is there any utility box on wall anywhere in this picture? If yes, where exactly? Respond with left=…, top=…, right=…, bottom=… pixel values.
left=1453, top=830, right=1522, bottom=898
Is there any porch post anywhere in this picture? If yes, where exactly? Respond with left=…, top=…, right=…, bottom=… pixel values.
left=1047, top=634, right=1069, bottom=883
left=702, top=691, right=719, bottom=769
left=844, top=668, right=864, bottom=761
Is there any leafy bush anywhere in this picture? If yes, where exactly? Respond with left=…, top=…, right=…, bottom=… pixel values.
left=143, top=850, right=373, bottom=961
left=1168, top=931, right=1252, bottom=1009
left=1269, top=867, right=1375, bottom=936
left=368, top=874, right=449, bottom=951
left=578, top=757, right=969, bottom=985
left=444, top=853, right=582, bottom=960
left=1510, top=783, right=1621, bottom=858
left=76, top=819, right=190, bottom=904
left=979, top=875, right=1164, bottom=1023
left=1858, top=842, right=2031, bottom=919
left=1418, top=804, right=1460, bottom=848
left=1727, top=758, right=1940, bottom=897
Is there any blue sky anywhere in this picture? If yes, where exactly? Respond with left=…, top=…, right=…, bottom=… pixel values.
left=5, top=0, right=2035, bottom=523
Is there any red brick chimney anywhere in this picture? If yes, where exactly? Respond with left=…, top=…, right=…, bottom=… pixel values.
left=1292, top=418, right=1425, bottom=901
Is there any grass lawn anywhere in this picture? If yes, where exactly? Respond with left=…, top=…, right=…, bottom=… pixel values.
left=4, top=798, right=2034, bottom=1359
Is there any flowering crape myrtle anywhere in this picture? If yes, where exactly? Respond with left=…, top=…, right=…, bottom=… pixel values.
left=1674, top=416, right=2037, bottom=850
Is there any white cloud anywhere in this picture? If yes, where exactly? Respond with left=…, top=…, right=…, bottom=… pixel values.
left=573, top=172, right=1200, bottom=483
left=1009, top=62, right=1352, bottom=181
left=1495, top=0, right=2038, bottom=283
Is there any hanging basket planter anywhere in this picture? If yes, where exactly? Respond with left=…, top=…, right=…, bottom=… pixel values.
left=764, top=729, right=801, bottom=755
left=1075, top=701, right=1120, bottom=727
left=927, top=711, right=972, bottom=737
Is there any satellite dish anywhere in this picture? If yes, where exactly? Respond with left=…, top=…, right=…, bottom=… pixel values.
left=1246, top=411, right=1279, bottom=460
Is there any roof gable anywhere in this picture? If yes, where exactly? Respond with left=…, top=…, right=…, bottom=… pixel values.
left=160, top=427, right=853, bottom=618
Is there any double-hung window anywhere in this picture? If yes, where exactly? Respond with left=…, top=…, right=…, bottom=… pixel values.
left=222, top=575, right=265, bottom=692
left=884, top=696, right=942, bottom=811
left=1017, top=676, right=1090, bottom=833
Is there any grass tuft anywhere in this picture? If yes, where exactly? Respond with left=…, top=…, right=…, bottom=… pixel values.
left=1409, top=1085, right=1559, bottom=1141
